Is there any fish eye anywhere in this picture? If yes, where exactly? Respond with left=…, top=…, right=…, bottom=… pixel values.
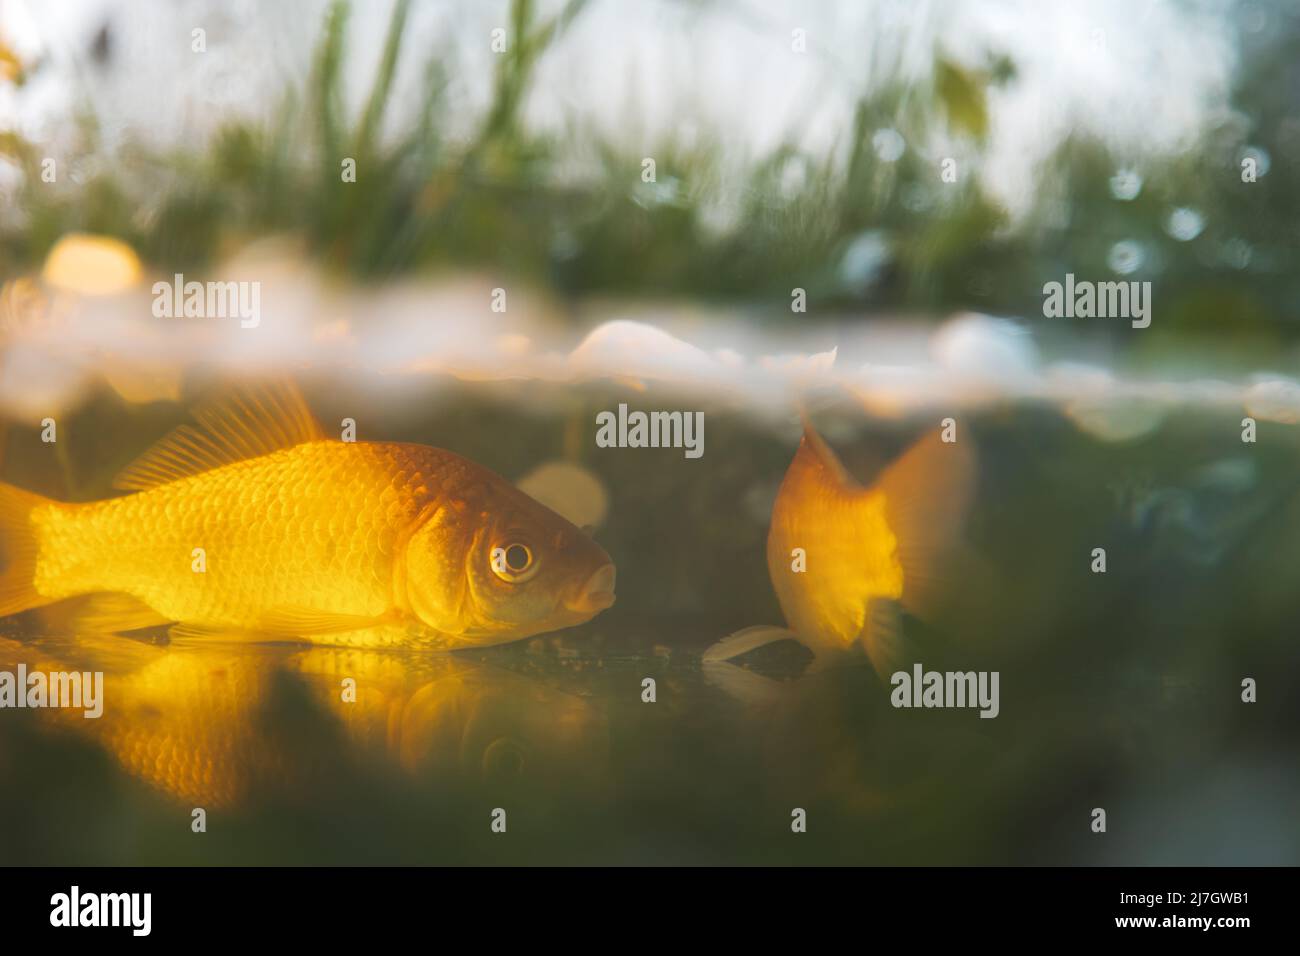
left=491, top=542, right=537, bottom=582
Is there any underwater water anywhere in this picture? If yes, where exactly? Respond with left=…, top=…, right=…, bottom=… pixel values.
left=1, top=379, right=1296, bottom=866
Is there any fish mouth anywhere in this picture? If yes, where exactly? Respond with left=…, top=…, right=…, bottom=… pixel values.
left=567, top=563, right=617, bottom=614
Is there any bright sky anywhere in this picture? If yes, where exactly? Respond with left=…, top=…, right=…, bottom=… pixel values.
left=0, top=0, right=1244, bottom=215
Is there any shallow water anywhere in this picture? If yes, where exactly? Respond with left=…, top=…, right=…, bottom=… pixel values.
left=1, top=383, right=1298, bottom=865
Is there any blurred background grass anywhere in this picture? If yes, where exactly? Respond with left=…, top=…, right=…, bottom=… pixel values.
left=1, top=0, right=1297, bottom=356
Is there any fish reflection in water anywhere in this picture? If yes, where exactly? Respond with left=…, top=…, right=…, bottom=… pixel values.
left=0, top=628, right=610, bottom=810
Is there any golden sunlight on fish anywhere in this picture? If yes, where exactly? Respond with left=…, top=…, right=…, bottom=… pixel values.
left=705, top=417, right=975, bottom=678
left=0, top=383, right=615, bottom=646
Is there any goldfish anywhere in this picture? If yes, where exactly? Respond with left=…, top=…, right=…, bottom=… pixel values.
left=706, top=417, right=975, bottom=677
left=0, top=383, right=616, bottom=646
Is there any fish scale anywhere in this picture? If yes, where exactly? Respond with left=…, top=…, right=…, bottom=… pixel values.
left=29, top=441, right=456, bottom=628
left=0, top=382, right=615, bottom=645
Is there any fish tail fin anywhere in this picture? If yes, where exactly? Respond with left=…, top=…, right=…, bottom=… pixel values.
left=0, top=482, right=53, bottom=617
left=873, top=429, right=978, bottom=623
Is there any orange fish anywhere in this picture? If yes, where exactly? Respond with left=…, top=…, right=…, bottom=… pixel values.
left=707, top=418, right=975, bottom=676
left=0, top=383, right=616, bottom=646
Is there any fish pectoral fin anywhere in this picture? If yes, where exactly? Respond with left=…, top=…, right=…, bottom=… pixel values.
left=701, top=625, right=801, bottom=663
left=256, top=606, right=395, bottom=637
left=167, top=616, right=325, bottom=647
left=167, top=621, right=322, bottom=645
left=168, top=622, right=268, bottom=644
left=113, top=378, right=325, bottom=491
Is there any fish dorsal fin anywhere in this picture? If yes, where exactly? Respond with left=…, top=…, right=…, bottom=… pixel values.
left=797, top=412, right=862, bottom=492
left=113, top=380, right=325, bottom=491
